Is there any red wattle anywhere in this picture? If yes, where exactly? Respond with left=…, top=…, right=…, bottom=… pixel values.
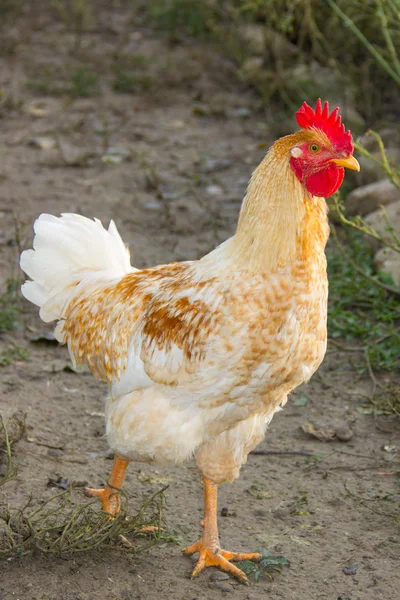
left=305, top=165, right=344, bottom=198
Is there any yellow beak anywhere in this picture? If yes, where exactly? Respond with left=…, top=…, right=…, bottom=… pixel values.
left=329, top=155, right=360, bottom=171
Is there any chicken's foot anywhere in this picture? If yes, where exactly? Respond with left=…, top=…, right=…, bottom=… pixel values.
left=182, top=476, right=261, bottom=584
left=84, top=456, right=129, bottom=518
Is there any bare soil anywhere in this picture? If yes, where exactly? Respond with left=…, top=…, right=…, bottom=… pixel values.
left=0, top=6, right=399, bottom=600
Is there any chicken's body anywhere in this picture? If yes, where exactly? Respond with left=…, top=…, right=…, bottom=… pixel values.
left=20, top=102, right=359, bottom=583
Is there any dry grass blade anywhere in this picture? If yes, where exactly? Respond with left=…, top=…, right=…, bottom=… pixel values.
left=0, top=416, right=19, bottom=488
left=0, top=485, right=168, bottom=557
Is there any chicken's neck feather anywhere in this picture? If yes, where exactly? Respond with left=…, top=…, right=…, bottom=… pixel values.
left=230, top=133, right=329, bottom=273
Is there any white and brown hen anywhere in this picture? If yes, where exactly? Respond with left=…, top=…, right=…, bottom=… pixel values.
left=20, top=99, right=359, bottom=583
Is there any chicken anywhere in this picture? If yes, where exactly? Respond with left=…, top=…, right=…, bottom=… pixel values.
left=20, top=99, right=359, bottom=583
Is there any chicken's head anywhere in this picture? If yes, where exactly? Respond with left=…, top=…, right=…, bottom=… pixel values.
left=289, top=99, right=360, bottom=198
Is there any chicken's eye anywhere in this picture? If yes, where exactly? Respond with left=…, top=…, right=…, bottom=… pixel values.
left=309, top=143, right=320, bottom=153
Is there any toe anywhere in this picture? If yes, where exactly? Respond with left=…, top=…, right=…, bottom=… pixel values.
left=84, top=487, right=104, bottom=498
left=182, top=541, right=201, bottom=555
left=220, top=550, right=262, bottom=563
left=212, top=554, right=249, bottom=584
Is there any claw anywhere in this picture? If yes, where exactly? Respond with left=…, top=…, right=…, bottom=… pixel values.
left=183, top=541, right=261, bottom=584
left=84, top=456, right=129, bottom=519
left=84, top=485, right=121, bottom=518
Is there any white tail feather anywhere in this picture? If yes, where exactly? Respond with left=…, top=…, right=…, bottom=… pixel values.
left=20, top=213, right=133, bottom=325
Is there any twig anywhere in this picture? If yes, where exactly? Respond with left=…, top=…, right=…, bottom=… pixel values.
left=327, top=0, right=400, bottom=86
left=250, top=449, right=313, bottom=457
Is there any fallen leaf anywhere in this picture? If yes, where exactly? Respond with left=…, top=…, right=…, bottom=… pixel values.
left=138, top=525, right=163, bottom=535
left=102, top=154, right=123, bottom=164
left=383, top=445, right=397, bottom=453
left=302, top=422, right=336, bottom=441
left=22, top=103, right=48, bottom=118
left=85, top=411, right=105, bottom=418
left=293, top=393, right=309, bottom=407
left=27, top=136, right=56, bottom=150
left=137, top=471, right=172, bottom=486
left=47, top=474, right=69, bottom=489
left=192, top=104, right=208, bottom=116
left=290, top=535, right=311, bottom=546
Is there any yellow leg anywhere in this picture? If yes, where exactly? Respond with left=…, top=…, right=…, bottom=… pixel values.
left=182, top=476, right=261, bottom=584
left=84, top=456, right=129, bottom=518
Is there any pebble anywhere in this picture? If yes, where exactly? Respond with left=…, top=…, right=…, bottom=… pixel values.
left=48, top=448, right=63, bottom=457
left=335, top=426, right=353, bottom=442
left=211, top=582, right=231, bottom=592
left=206, top=185, right=223, bottom=196
left=210, top=572, right=230, bottom=581
left=27, top=136, right=56, bottom=150
left=343, top=563, right=358, bottom=576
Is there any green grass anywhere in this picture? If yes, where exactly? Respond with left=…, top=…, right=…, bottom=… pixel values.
left=0, top=280, right=20, bottom=334
left=145, top=0, right=399, bottom=119
left=113, top=70, right=155, bottom=94
left=0, top=0, right=22, bottom=19
left=148, top=0, right=218, bottom=39
left=27, top=66, right=99, bottom=98
left=327, top=230, right=400, bottom=372
left=0, top=346, right=28, bottom=367
left=70, top=67, right=98, bottom=97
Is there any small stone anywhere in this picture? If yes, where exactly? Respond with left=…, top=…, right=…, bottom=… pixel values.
left=169, top=119, right=185, bottom=129
left=231, top=107, right=251, bottom=119
left=335, top=425, right=353, bottom=442
left=74, top=99, right=96, bottom=112
left=210, top=572, right=230, bottom=581
left=239, top=24, right=266, bottom=55
left=206, top=185, right=223, bottom=196
left=343, top=563, right=358, bottom=576
left=48, top=448, right=63, bottom=457
left=346, top=179, right=400, bottom=216
left=365, top=199, right=400, bottom=252
left=212, top=581, right=231, bottom=592
left=329, top=497, right=344, bottom=506
left=240, top=57, right=264, bottom=79
left=0, top=463, right=7, bottom=477
left=199, top=158, right=232, bottom=174
left=144, top=200, right=162, bottom=210
left=71, top=480, right=88, bottom=488
left=28, top=136, right=56, bottom=150
left=374, top=247, right=400, bottom=287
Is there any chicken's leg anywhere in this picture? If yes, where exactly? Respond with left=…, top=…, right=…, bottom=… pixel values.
left=84, top=456, right=128, bottom=518
left=182, top=476, right=261, bottom=584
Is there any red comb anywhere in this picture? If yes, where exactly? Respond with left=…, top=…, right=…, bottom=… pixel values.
left=296, top=99, right=353, bottom=155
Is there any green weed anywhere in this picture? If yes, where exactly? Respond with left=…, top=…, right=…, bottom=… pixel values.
left=148, top=0, right=218, bottom=39
left=0, top=0, right=22, bottom=20
left=26, top=66, right=99, bottom=97
left=0, top=485, right=166, bottom=557
left=0, top=346, right=28, bottom=367
left=113, top=71, right=155, bottom=94
left=236, top=548, right=289, bottom=582
left=52, top=0, right=92, bottom=52
left=327, top=230, right=400, bottom=373
left=70, top=67, right=98, bottom=97
left=0, top=280, right=20, bottom=333
left=145, top=0, right=399, bottom=119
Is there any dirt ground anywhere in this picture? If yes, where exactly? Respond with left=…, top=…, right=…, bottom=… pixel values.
left=0, top=5, right=399, bottom=600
